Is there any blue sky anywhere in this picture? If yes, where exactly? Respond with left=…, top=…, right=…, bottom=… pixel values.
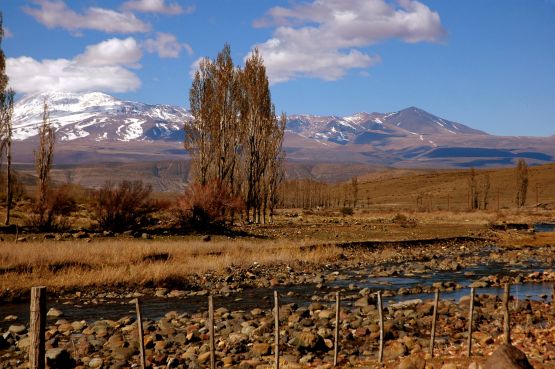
left=2, top=0, right=555, bottom=136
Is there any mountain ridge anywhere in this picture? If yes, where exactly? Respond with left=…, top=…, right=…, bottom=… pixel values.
left=11, top=91, right=555, bottom=169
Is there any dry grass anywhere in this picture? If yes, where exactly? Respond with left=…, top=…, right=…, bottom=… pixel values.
left=356, top=163, right=555, bottom=212
left=0, top=238, right=341, bottom=292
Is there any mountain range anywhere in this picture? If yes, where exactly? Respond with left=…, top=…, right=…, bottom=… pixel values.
left=11, top=91, right=555, bottom=170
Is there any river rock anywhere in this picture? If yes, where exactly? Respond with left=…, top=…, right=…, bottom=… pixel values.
left=441, top=364, right=457, bottom=369
left=483, top=344, right=533, bottom=369
left=197, top=352, right=211, bottom=364
left=88, top=358, right=103, bottom=368
left=45, top=348, right=76, bottom=369
left=470, top=281, right=488, bottom=288
left=383, top=341, right=407, bottom=360
left=251, top=343, right=271, bottom=356
left=290, top=332, right=327, bottom=352
left=398, top=355, right=426, bottom=369
left=389, top=299, right=422, bottom=310
left=47, top=308, right=64, bottom=318
left=8, top=324, right=27, bottom=335
left=354, top=296, right=370, bottom=307
left=472, top=332, right=494, bottom=345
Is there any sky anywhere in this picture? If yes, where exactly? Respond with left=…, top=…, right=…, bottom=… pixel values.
left=2, top=0, right=555, bottom=136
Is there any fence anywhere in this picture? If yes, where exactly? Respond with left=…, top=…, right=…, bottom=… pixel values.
left=26, top=284, right=555, bottom=369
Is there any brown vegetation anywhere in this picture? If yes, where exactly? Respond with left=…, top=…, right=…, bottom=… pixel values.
left=92, top=180, right=154, bottom=232
left=0, top=238, right=341, bottom=293
left=186, top=44, right=286, bottom=224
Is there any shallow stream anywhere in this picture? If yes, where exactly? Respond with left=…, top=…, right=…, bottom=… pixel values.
left=1, top=255, right=553, bottom=330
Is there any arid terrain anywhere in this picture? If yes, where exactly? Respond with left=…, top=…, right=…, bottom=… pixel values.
left=1, top=203, right=554, bottom=368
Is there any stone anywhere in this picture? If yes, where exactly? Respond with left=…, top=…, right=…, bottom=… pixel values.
left=388, top=299, right=422, bottom=310
left=47, top=308, right=64, bottom=318
left=398, top=355, right=426, bottom=369
left=17, top=337, right=30, bottom=351
left=251, top=343, right=271, bottom=356
left=45, top=348, right=76, bottom=369
left=472, top=332, right=494, bottom=346
left=290, top=332, right=327, bottom=352
left=9, top=324, right=27, bottom=335
left=354, top=296, right=369, bottom=308
left=383, top=341, right=407, bottom=360
left=88, top=358, right=103, bottom=368
left=470, top=281, right=488, bottom=288
left=3, top=315, right=18, bottom=322
left=483, top=344, right=533, bottom=369
left=198, top=352, right=211, bottom=364
left=441, top=364, right=457, bottom=369
left=111, top=346, right=135, bottom=361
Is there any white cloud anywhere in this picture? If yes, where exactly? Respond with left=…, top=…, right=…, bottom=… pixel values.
left=2, top=27, right=13, bottom=38
left=122, top=0, right=193, bottom=15
left=145, top=32, right=193, bottom=58
left=252, top=0, right=446, bottom=83
left=23, top=0, right=150, bottom=34
left=76, top=37, right=142, bottom=68
left=189, top=57, right=203, bottom=78
left=6, top=38, right=142, bottom=94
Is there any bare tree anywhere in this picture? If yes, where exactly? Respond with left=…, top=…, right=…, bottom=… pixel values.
left=351, top=177, right=359, bottom=208
left=186, top=45, right=286, bottom=225
left=34, top=101, right=55, bottom=227
left=515, top=159, right=528, bottom=208
left=481, top=173, right=490, bottom=210
left=186, top=58, right=214, bottom=186
left=468, top=168, right=479, bottom=210
left=0, top=13, right=15, bottom=224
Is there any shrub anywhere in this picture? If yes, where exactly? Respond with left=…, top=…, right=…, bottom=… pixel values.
left=92, top=180, right=154, bottom=232
left=176, top=181, right=243, bottom=226
left=27, top=184, right=78, bottom=231
left=392, top=213, right=417, bottom=228
left=340, top=207, right=354, bottom=216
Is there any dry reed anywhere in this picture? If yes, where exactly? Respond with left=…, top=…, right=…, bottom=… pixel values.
left=0, top=238, right=341, bottom=292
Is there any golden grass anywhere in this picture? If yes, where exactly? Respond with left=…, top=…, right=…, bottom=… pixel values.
left=0, top=238, right=341, bottom=292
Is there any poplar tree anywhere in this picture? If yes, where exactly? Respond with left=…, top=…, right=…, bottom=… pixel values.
left=515, top=159, right=528, bottom=208
left=186, top=45, right=286, bottom=224
left=34, top=101, right=55, bottom=227
left=0, top=13, right=15, bottom=224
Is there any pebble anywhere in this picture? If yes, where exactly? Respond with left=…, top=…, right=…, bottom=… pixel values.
left=47, top=308, right=64, bottom=318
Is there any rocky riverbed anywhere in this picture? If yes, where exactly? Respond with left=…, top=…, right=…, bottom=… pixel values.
left=1, top=238, right=555, bottom=368
left=1, top=290, right=554, bottom=369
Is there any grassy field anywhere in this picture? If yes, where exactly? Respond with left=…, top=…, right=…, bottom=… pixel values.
left=1, top=207, right=554, bottom=294
left=0, top=238, right=341, bottom=293
left=2, top=162, right=554, bottom=295
left=355, top=163, right=555, bottom=211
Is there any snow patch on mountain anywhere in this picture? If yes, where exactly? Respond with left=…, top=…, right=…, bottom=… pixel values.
left=12, top=91, right=191, bottom=142
left=13, top=92, right=487, bottom=147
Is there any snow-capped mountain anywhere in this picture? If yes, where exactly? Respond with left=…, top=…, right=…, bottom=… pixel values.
left=11, top=91, right=555, bottom=168
left=13, top=92, right=486, bottom=145
left=13, top=91, right=191, bottom=142
left=286, top=107, right=487, bottom=146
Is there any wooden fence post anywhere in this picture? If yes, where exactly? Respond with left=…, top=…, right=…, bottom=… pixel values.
left=333, top=292, right=340, bottom=367
left=30, top=286, right=46, bottom=369
left=429, top=289, right=439, bottom=357
left=503, top=284, right=511, bottom=344
left=209, top=295, right=215, bottom=369
left=467, top=287, right=475, bottom=357
left=135, top=298, right=146, bottom=369
left=274, top=291, right=280, bottom=369
left=377, top=291, right=384, bottom=363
